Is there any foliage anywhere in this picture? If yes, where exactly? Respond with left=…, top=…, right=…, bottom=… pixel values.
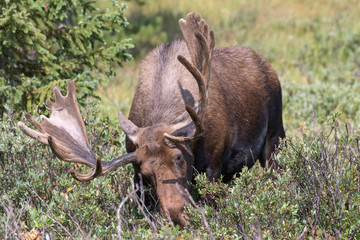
left=1, top=105, right=359, bottom=239
left=275, top=114, right=360, bottom=239
left=0, top=0, right=133, bottom=116
left=1, top=0, right=360, bottom=239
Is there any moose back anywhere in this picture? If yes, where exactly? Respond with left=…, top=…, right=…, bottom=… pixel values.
left=19, top=13, right=285, bottom=227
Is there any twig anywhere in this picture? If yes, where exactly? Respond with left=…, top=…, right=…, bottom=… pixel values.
left=117, top=191, right=133, bottom=240
left=117, top=184, right=158, bottom=239
left=349, top=223, right=360, bottom=240
left=132, top=184, right=158, bottom=233
left=237, top=217, right=250, bottom=240
left=176, top=183, right=214, bottom=239
left=250, top=215, right=264, bottom=240
left=31, top=190, right=75, bottom=240
left=138, top=173, right=145, bottom=208
left=297, top=226, right=307, bottom=240
left=49, top=226, right=65, bottom=239
left=65, top=208, right=84, bottom=237
left=1, top=198, right=30, bottom=239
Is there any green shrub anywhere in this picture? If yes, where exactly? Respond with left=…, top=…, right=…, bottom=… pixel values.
left=0, top=0, right=133, bottom=116
left=276, top=114, right=360, bottom=239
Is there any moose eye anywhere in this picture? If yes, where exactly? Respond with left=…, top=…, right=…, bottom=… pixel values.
left=175, top=154, right=184, bottom=167
left=135, top=143, right=139, bottom=149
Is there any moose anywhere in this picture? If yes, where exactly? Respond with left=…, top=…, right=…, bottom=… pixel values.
left=18, top=13, right=285, bottom=227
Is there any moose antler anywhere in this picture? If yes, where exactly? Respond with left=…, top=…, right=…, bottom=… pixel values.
left=164, top=13, right=215, bottom=143
left=179, top=13, right=215, bottom=85
left=18, top=81, right=137, bottom=181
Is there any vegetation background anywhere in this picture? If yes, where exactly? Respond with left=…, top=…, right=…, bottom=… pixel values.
left=1, top=0, right=359, bottom=239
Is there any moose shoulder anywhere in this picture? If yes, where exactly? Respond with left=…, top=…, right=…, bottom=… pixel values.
left=18, top=13, right=285, bottom=227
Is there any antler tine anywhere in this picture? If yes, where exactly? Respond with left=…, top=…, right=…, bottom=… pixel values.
left=177, top=55, right=206, bottom=121
left=68, top=158, right=103, bottom=182
left=206, top=30, right=215, bottom=87
left=18, top=80, right=137, bottom=182
left=164, top=105, right=204, bottom=143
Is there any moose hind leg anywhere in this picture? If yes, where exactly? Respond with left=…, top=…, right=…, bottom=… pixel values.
left=259, top=126, right=285, bottom=169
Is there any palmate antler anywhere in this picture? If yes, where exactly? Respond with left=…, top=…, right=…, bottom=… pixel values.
left=18, top=80, right=137, bottom=181
left=164, top=13, right=215, bottom=144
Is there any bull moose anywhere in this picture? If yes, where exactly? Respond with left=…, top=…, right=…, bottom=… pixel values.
left=18, top=13, right=285, bottom=227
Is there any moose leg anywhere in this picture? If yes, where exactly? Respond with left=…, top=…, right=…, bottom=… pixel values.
left=206, top=160, right=222, bottom=181
left=205, top=145, right=224, bottom=181
left=259, top=126, right=285, bottom=169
